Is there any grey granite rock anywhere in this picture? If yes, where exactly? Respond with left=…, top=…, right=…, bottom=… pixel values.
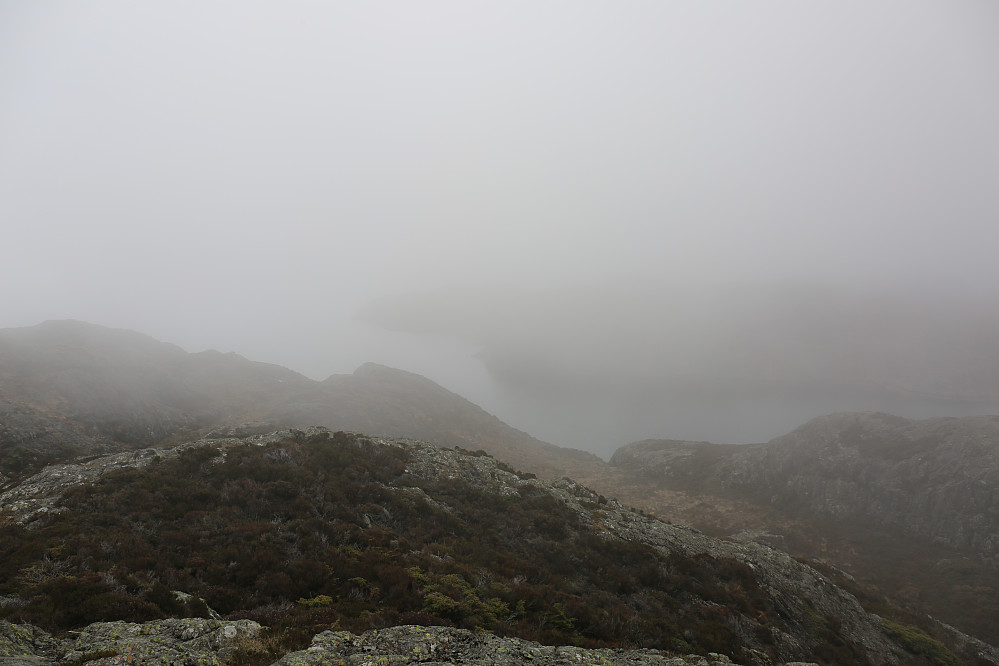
left=0, top=618, right=262, bottom=665
left=0, top=621, right=66, bottom=665
left=272, top=625, right=744, bottom=666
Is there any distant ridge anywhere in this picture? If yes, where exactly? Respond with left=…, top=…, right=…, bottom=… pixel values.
left=0, top=320, right=598, bottom=481
left=270, top=361, right=601, bottom=477
left=606, top=411, right=999, bottom=644
left=611, top=411, right=999, bottom=561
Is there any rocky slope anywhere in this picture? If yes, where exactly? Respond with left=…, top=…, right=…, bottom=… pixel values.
left=607, top=412, right=999, bottom=646
left=0, top=425, right=297, bottom=526
left=611, top=413, right=999, bottom=563
left=1, top=619, right=759, bottom=665
left=734, top=413, right=999, bottom=560
left=270, top=624, right=749, bottom=665
left=2, top=427, right=993, bottom=665
left=0, top=400, right=117, bottom=486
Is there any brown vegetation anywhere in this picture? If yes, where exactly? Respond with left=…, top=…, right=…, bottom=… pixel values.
left=1, top=431, right=785, bottom=663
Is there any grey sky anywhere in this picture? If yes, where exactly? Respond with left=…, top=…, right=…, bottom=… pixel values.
left=2, top=2, right=998, bottom=450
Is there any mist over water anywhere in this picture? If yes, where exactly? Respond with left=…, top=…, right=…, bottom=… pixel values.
left=2, top=2, right=997, bottom=457
left=360, top=279, right=999, bottom=456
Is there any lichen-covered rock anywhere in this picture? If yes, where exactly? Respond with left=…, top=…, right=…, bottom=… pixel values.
left=171, top=591, right=223, bottom=620
left=0, top=620, right=66, bottom=664
left=0, top=618, right=259, bottom=665
left=63, top=618, right=261, bottom=665
left=271, top=625, right=746, bottom=666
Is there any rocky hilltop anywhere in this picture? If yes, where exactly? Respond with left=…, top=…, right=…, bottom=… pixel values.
left=0, top=617, right=261, bottom=665
left=2, top=427, right=994, bottom=665
left=608, top=412, right=999, bottom=646
left=732, top=413, right=999, bottom=559
left=611, top=412, right=999, bottom=563
left=1, top=619, right=762, bottom=665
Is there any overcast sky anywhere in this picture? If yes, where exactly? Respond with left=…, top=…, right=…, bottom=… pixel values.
left=2, top=2, right=998, bottom=448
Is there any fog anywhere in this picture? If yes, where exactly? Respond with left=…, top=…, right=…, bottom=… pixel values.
left=362, top=280, right=999, bottom=451
left=2, top=2, right=998, bottom=456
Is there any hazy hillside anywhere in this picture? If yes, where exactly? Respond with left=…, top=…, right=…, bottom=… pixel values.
left=608, top=412, right=999, bottom=644
left=0, top=320, right=311, bottom=444
left=0, top=400, right=115, bottom=485
left=612, top=413, right=999, bottom=561
left=0, top=321, right=597, bottom=482
left=271, top=362, right=602, bottom=479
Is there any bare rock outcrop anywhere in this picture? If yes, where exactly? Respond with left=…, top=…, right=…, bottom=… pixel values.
left=0, top=618, right=259, bottom=665
left=273, top=625, right=751, bottom=665
left=0, top=620, right=65, bottom=665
